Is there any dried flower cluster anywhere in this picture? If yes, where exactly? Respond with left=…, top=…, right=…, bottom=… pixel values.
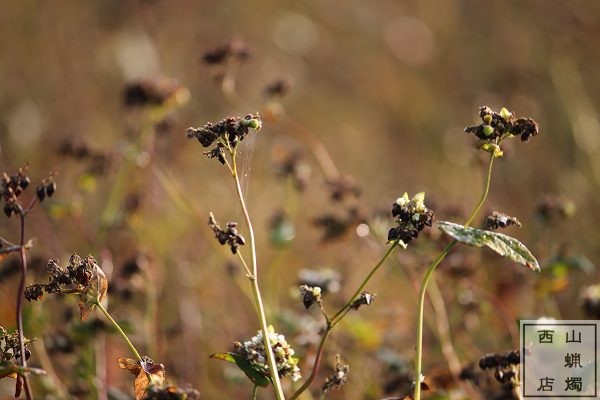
left=264, top=79, right=292, bottom=99
left=485, top=211, right=522, bottom=230
left=186, top=114, right=261, bottom=164
left=465, top=106, right=539, bottom=142
left=299, top=285, right=322, bottom=309
left=479, top=350, right=520, bottom=387
left=0, top=326, right=32, bottom=363
left=349, top=291, right=376, bottom=310
left=58, top=138, right=112, bottom=175
left=234, top=327, right=301, bottom=382
left=123, top=78, right=188, bottom=109
left=321, top=355, right=350, bottom=394
left=25, top=254, right=107, bottom=320
left=208, top=212, right=245, bottom=254
left=536, top=195, right=576, bottom=224
left=1, top=165, right=56, bottom=217
left=387, top=192, right=434, bottom=246
left=202, top=40, right=250, bottom=66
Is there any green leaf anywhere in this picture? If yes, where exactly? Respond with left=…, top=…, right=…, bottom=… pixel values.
left=210, top=353, right=270, bottom=388
left=437, top=221, right=540, bottom=272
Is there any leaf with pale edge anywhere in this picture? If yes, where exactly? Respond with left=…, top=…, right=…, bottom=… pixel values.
left=437, top=221, right=540, bottom=271
left=210, top=352, right=270, bottom=388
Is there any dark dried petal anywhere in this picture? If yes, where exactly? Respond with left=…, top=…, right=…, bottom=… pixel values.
left=24, top=284, right=45, bottom=301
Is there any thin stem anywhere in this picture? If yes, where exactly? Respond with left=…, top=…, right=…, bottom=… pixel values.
left=236, top=252, right=254, bottom=278
left=413, top=153, right=495, bottom=400
left=95, top=301, right=142, bottom=362
left=252, top=385, right=258, bottom=400
left=463, top=154, right=495, bottom=228
left=230, top=147, right=285, bottom=400
left=289, top=243, right=399, bottom=400
left=288, top=329, right=331, bottom=400
left=331, top=243, right=398, bottom=324
left=16, top=207, right=33, bottom=400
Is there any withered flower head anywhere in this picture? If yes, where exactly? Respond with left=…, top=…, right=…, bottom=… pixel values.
left=536, top=195, right=576, bottom=224
left=321, top=355, right=350, bottom=394
left=465, top=106, right=539, bottom=144
left=326, top=175, right=361, bottom=202
left=1, top=165, right=56, bottom=217
left=208, top=212, right=246, bottom=254
left=0, top=326, right=33, bottom=363
left=234, top=326, right=301, bottom=382
left=479, top=350, right=520, bottom=387
left=387, top=192, right=434, bottom=247
left=264, top=79, right=292, bottom=99
left=273, top=147, right=309, bottom=192
left=349, top=291, right=376, bottom=310
left=25, top=254, right=107, bottom=321
left=202, top=40, right=250, bottom=66
left=299, top=285, right=322, bottom=310
left=485, top=211, right=522, bottom=230
left=187, top=114, right=261, bottom=165
left=123, top=78, right=188, bottom=109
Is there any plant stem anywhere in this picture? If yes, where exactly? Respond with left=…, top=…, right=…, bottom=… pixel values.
left=230, top=148, right=285, bottom=400
left=331, top=243, right=399, bottom=324
left=252, top=385, right=258, bottom=400
left=413, top=153, right=495, bottom=400
left=463, top=154, right=495, bottom=228
left=289, top=243, right=399, bottom=400
left=95, top=301, right=142, bottom=362
left=16, top=207, right=33, bottom=400
left=288, top=329, right=331, bottom=400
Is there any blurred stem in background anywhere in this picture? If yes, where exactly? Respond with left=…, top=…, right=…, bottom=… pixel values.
left=413, top=153, right=495, bottom=400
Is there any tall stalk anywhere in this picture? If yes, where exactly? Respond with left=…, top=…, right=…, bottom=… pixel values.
left=413, top=154, right=495, bottom=400
left=16, top=206, right=33, bottom=400
left=230, top=147, right=286, bottom=400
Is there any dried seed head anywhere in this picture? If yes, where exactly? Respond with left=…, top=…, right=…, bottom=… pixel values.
left=187, top=114, right=262, bottom=165
left=486, top=211, right=522, bottom=230
left=388, top=192, right=434, bottom=247
left=202, top=40, right=250, bottom=66
left=208, top=212, right=246, bottom=254
left=464, top=106, right=539, bottom=145
left=321, top=355, right=350, bottom=394
left=349, top=291, right=376, bottom=310
left=299, top=285, right=322, bottom=309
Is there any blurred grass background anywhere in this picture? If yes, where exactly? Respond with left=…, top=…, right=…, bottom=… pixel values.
left=0, top=0, right=599, bottom=398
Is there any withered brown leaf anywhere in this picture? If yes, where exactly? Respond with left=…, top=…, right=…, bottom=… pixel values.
left=118, top=357, right=165, bottom=400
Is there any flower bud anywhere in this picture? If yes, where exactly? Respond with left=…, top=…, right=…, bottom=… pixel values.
left=482, top=125, right=494, bottom=137
left=500, top=107, right=512, bottom=121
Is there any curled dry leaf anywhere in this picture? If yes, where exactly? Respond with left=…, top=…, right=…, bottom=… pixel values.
left=118, top=357, right=165, bottom=400
left=79, top=261, right=108, bottom=321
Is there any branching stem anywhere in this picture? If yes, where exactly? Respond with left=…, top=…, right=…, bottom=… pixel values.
left=289, top=243, right=399, bottom=400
